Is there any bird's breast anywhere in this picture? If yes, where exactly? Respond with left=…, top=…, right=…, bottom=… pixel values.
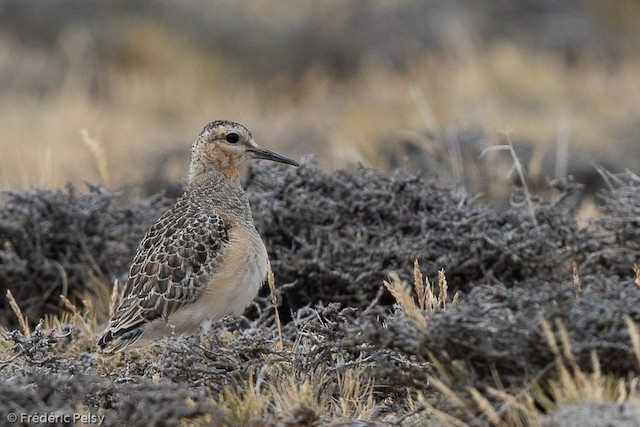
left=155, top=226, right=267, bottom=337
left=202, top=225, right=268, bottom=316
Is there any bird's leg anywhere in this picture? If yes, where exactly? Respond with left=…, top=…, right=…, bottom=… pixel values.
left=199, top=318, right=213, bottom=343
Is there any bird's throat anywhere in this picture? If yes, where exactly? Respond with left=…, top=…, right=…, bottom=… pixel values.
left=218, top=155, right=241, bottom=181
left=187, top=153, right=240, bottom=184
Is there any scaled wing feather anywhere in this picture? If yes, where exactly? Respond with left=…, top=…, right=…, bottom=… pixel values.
left=98, top=197, right=229, bottom=350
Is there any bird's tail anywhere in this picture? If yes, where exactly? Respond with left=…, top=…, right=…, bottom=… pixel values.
left=97, top=322, right=146, bottom=353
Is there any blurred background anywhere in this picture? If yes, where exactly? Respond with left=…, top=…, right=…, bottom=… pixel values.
left=1, top=0, right=639, bottom=204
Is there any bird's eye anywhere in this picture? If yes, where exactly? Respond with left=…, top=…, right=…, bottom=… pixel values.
left=225, top=132, right=240, bottom=144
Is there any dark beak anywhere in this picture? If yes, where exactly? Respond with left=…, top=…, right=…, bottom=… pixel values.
left=248, top=145, right=299, bottom=167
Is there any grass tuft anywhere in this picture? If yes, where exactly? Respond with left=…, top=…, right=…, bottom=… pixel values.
left=267, top=261, right=284, bottom=350
left=60, top=294, right=94, bottom=339
left=624, top=316, right=640, bottom=366
left=572, top=261, right=582, bottom=297
left=80, top=127, right=111, bottom=187
left=480, top=131, right=538, bottom=227
left=385, top=261, right=457, bottom=330
left=6, top=290, right=30, bottom=338
left=384, top=272, right=427, bottom=329
left=109, top=278, right=122, bottom=318
left=422, top=313, right=640, bottom=426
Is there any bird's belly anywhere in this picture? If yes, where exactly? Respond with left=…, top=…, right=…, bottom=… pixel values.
left=164, top=234, right=267, bottom=335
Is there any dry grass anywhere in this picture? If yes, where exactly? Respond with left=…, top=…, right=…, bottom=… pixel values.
left=383, top=261, right=640, bottom=426
left=3, top=256, right=640, bottom=425
left=0, top=271, right=391, bottom=425
left=2, top=26, right=640, bottom=192
left=480, top=131, right=538, bottom=226
left=218, top=366, right=377, bottom=424
left=524, top=317, right=640, bottom=424
left=80, top=128, right=111, bottom=187
left=5, top=290, right=30, bottom=338
left=415, top=314, right=640, bottom=426
left=267, top=261, right=284, bottom=350
left=384, top=260, right=458, bottom=330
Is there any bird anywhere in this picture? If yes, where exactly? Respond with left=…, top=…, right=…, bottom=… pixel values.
left=97, top=120, right=299, bottom=352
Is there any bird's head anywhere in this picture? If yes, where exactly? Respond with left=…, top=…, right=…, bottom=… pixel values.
left=188, top=120, right=299, bottom=182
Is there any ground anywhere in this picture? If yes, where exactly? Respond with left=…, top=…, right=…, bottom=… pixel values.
left=1, top=162, right=639, bottom=426
left=1, top=1, right=640, bottom=425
